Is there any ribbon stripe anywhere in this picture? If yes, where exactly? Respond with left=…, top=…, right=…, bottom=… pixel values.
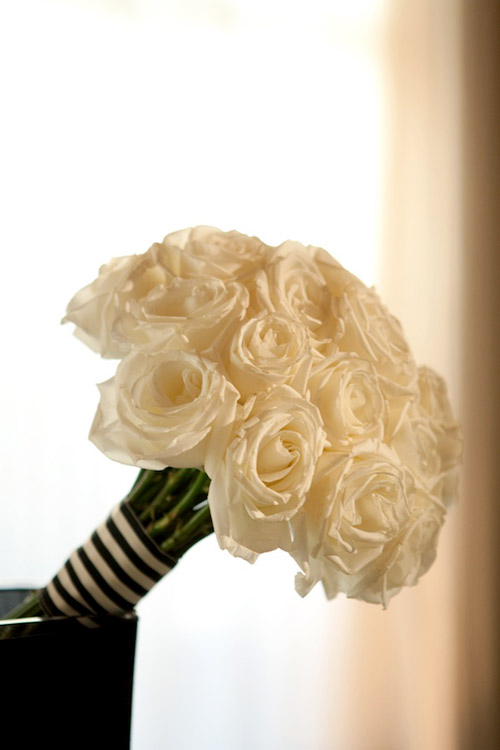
left=39, top=502, right=176, bottom=618
left=120, top=502, right=178, bottom=569
left=90, top=530, right=148, bottom=599
left=51, top=575, right=86, bottom=616
left=106, top=517, right=163, bottom=584
left=67, top=554, right=110, bottom=615
left=77, top=547, right=134, bottom=613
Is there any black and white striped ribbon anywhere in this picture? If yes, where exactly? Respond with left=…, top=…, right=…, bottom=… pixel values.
left=39, top=502, right=177, bottom=618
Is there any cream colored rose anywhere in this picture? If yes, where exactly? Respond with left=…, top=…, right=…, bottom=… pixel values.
left=335, top=285, right=418, bottom=396
left=208, top=385, right=326, bottom=561
left=391, top=414, right=442, bottom=487
left=293, top=441, right=413, bottom=600
left=293, top=365, right=461, bottom=605
left=160, top=225, right=270, bottom=280
left=391, top=366, right=462, bottom=506
left=417, top=366, right=463, bottom=473
left=255, top=243, right=336, bottom=338
left=312, top=245, right=366, bottom=298
left=64, top=244, right=174, bottom=358
left=89, top=349, right=239, bottom=472
left=223, top=312, right=312, bottom=399
left=112, top=275, right=249, bottom=355
left=64, top=228, right=265, bottom=358
left=296, top=486, right=445, bottom=606
left=374, top=489, right=446, bottom=604
left=307, top=354, right=387, bottom=448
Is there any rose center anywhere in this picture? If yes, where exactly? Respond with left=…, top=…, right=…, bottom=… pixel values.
left=257, top=434, right=298, bottom=486
left=151, top=362, right=202, bottom=407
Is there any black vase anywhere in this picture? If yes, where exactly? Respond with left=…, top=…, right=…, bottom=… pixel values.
left=0, top=589, right=137, bottom=749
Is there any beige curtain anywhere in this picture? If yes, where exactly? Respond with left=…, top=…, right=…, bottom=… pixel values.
left=458, top=2, right=500, bottom=748
left=331, top=3, right=462, bottom=749
left=336, top=2, right=499, bottom=749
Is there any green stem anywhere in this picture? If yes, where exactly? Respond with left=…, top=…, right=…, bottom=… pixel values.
left=148, top=471, right=209, bottom=539
left=1, top=591, right=42, bottom=620
left=160, top=504, right=212, bottom=553
left=138, top=468, right=196, bottom=523
left=126, top=469, right=162, bottom=511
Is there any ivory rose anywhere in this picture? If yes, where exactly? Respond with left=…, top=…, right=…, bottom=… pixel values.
left=223, top=311, right=313, bottom=399
left=376, top=489, right=446, bottom=602
left=307, top=354, right=387, bottom=448
left=312, top=245, right=365, bottom=298
left=255, top=242, right=335, bottom=338
left=417, top=366, right=463, bottom=477
left=113, top=275, right=249, bottom=355
left=335, top=285, right=418, bottom=396
left=293, top=441, right=414, bottom=600
left=391, top=414, right=442, bottom=490
left=390, top=366, right=463, bottom=506
left=160, top=225, right=270, bottom=280
left=296, top=487, right=446, bottom=606
left=64, top=244, right=173, bottom=358
left=90, top=349, right=239, bottom=472
left=208, top=385, right=326, bottom=561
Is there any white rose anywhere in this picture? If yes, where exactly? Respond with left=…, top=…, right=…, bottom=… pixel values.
left=376, top=489, right=445, bottom=603
left=160, top=226, right=270, bottom=280
left=417, top=366, right=463, bottom=471
left=223, top=312, right=313, bottom=399
left=297, top=489, right=445, bottom=607
left=113, top=275, right=249, bottom=355
left=63, top=228, right=265, bottom=358
left=333, top=488, right=445, bottom=606
left=335, top=285, right=418, bottom=396
left=312, top=245, right=366, bottom=298
left=255, top=242, right=336, bottom=338
left=208, top=385, right=326, bottom=562
left=63, top=244, right=174, bottom=358
left=294, top=441, right=413, bottom=599
left=391, top=366, right=462, bottom=507
left=390, top=413, right=442, bottom=491
left=90, top=349, right=239, bottom=472
left=307, top=354, right=387, bottom=449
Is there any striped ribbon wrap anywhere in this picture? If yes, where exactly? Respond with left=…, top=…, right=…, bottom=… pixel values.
left=39, top=502, right=177, bottom=618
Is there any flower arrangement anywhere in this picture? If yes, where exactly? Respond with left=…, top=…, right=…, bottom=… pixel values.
left=6, top=226, right=462, bottom=619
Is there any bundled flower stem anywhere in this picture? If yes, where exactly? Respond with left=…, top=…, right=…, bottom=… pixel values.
left=3, top=467, right=213, bottom=621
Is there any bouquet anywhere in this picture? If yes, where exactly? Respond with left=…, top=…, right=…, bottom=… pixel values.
left=6, top=226, right=462, bottom=620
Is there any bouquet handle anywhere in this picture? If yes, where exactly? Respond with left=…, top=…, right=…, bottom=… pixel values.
left=40, top=501, right=177, bottom=618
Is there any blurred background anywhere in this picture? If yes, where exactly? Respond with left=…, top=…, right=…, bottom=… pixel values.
left=0, top=1, right=498, bottom=748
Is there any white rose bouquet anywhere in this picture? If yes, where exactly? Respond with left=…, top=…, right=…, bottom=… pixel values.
left=5, top=227, right=462, bottom=620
